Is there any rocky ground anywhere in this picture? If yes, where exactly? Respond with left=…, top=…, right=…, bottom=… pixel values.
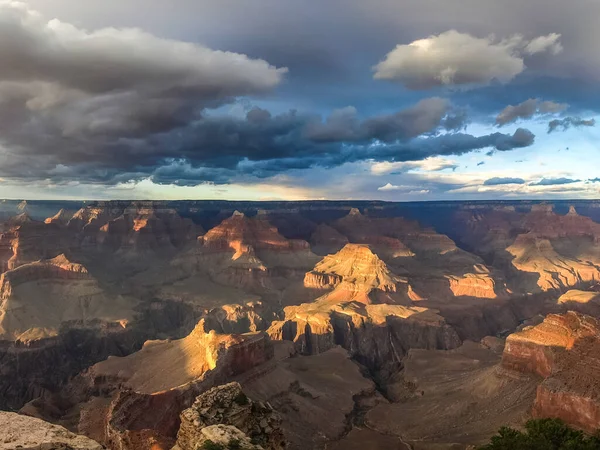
left=1, top=200, right=600, bottom=449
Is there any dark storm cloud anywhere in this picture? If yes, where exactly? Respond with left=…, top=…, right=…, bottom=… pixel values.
left=483, top=177, right=526, bottom=185
left=547, top=117, right=596, bottom=133
left=531, top=177, right=580, bottom=186
left=0, top=1, right=570, bottom=190
left=0, top=1, right=285, bottom=151
left=0, top=4, right=537, bottom=192
left=25, top=0, right=600, bottom=116
left=304, top=98, right=468, bottom=143
left=227, top=126, right=535, bottom=179
left=495, top=99, right=568, bottom=125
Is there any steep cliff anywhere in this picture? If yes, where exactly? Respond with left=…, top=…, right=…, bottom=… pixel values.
left=0, top=254, right=136, bottom=342
left=454, top=204, right=600, bottom=293
left=270, top=245, right=461, bottom=368
left=176, top=211, right=319, bottom=296
left=502, top=312, right=600, bottom=433
left=77, top=320, right=274, bottom=449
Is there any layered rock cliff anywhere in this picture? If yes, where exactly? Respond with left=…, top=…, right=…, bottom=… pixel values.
left=454, top=204, right=600, bottom=293
left=269, top=245, right=461, bottom=369
left=502, top=311, right=600, bottom=432
left=0, top=254, right=136, bottom=341
left=76, top=320, right=274, bottom=449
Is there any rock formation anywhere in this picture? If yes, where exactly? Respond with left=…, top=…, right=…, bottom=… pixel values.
left=76, top=320, right=274, bottom=449
left=238, top=344, right=379, bottom=450
left=174, top=382, right=285, bottom=450
left=309, top=223, right=348, bottom=255
left=270, top=245, right=461, bottom=369
left=0, top=217, right=67, bottom=272
left=502, top=311, right=600, bottom=432
left=0, top=411, right=102, bottom=450
left=0, top=254, right=136, bottom=341
left=364, top=341, right=538, bottom=447
left=176, top=424, right=262, bottom=450
left=45, top=208, right=75, bottom=225
left=175, top=211, right=320, bottom=300
left=303, top=244, right=416, bottom=304
left=454, top=204, right=600, bottom=293
left=327, top=209, right=504, bottom=301
left=557, top=289, right=600, bottom=316
left=97, top=203, right=201, bottom=256
left=3, top=199, right=600, bottom=449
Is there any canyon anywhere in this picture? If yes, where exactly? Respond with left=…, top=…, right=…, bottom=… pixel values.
left=2, top=199, right=600, bottom=449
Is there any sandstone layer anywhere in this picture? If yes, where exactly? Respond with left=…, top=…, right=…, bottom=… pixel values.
left=76, top=320, right=274, bottom=449
left=502, top=311, right=600, bottom=433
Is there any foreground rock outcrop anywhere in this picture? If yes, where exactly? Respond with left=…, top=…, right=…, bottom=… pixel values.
left=75, top=320, right=274, bottom=449
left=174, top=382, right=285, bottom=450
left=0, top=411, right=102, bottom=450
left=502, top=311, right=600, bottom=432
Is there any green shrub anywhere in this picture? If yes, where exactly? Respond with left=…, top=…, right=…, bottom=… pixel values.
left=228, top=439, right=242, bottom=449
left=479, top=418, right=600, bottom=450
left=233, top=392, right=249, bottom=406
left=201, top=440, right=225, bottom=450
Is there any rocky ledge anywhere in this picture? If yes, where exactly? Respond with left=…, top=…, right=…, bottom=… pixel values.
left=174, top=382, right=285, bottom=450
left=0, top=411, right=102, bottom=450
left=502, top=311, right=600, bottom=432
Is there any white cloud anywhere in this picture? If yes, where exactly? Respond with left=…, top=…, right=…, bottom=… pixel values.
left=377, top=183, right=430, bottom=194
left=378, top=183, right=413, bottom=191
left=524, top=33, right=563, bottom=55
left=374, top=30, right=562, bottom=89
left=0, top=1, right=286, bottom=135
left=370, top=157, right=458, bottom=175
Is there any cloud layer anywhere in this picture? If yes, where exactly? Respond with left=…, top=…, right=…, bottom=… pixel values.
left=0, top=1, right=596, bottom=201
left=374, top=30, right=562, bottom=89
left=0, top=1, right=538, bottom=188
left=548, top=117, right=596, bottom=133
left=496, top=99, right=567, bottom=125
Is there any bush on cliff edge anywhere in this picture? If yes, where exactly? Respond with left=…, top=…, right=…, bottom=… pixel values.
left=479, top=418, right=600, bottom=450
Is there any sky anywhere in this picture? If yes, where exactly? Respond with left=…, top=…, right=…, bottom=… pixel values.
left=0, top=0, right=599, bottom=201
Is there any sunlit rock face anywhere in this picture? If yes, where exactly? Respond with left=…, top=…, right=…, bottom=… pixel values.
left=325, top=209, right=504, bottom=302
left=75, top=320, right=274, bottom=450
left=4, top=200, right=600, bottom=449
left=0, top=216, right=67, bottom=272
left=178, top=211, right=320, bottom=293
left=270, top=244, right=461, bottom=368
left=45, top=208, right=75, bottom=226
left=454, top=204, right=600, bottom=293
left=304, top=244, right=412, bottom=300
left=557, top=289, right=600, bottom=316
left=502, top=311, right=600, bottom=432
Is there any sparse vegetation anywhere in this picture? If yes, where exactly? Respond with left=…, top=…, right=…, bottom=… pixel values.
left=200, top=438, right=250, bottom=450
left=233, top=391, right=249, bottom=406
left=479, top=418, right=600, bottom=450
left=228, top=439, right=242, bottom=449
left=201, top=440, right=225, bottom=450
